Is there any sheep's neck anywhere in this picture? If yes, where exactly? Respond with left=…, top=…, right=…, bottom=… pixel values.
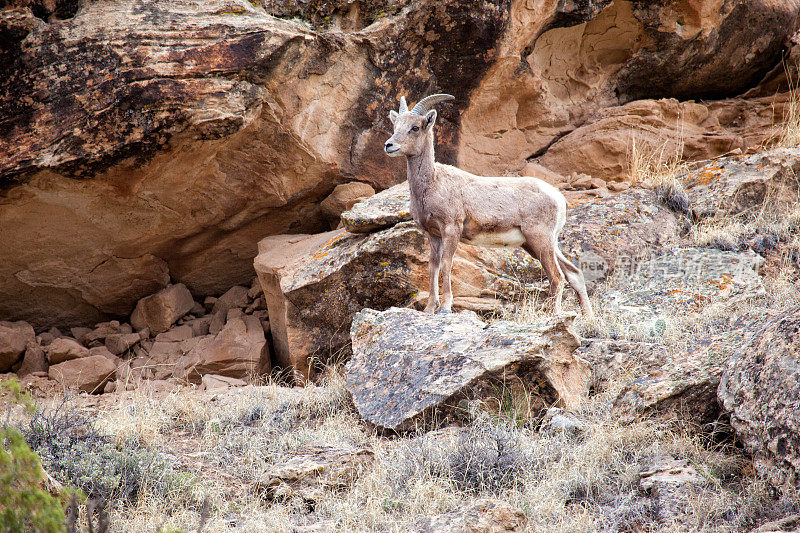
left=406, top=133, right=436, bottom=199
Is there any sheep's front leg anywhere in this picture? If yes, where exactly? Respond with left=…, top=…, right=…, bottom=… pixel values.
left=437, top=228, right=461, bottom=314
left=424, top=234, right=443, bottom=313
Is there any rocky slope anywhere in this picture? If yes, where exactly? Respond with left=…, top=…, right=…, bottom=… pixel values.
left=1, top=0, right=798, bottom=326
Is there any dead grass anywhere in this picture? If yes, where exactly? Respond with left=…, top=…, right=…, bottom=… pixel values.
left=776, top=61, right=800, bottom=148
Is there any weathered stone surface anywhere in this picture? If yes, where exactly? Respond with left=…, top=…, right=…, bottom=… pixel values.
left=211, top=286, right=250, bottom=316
left=718, top=305, right=800, bottom=494
left=636, top=455, right=708, bottom=526
left=603, top=248, right=765, bottom=336
left=346, top=307, right=587, bottom=432
left=417, top=499, right=527, bottom=533
left=459, top=0, right=799, bottom=178
left=130, top=284, right=195, bottom=334
left=183, top=316, right=269, bottom=381
left=154, top=325, right=194, bottom=343
left=48, top=354, right=116, bottom=393
left=256, top=222, right=541, bottom=380
left=341, top=182, right=411, bottom=233
left=320, top=182, right=376, bottom=227
left=201, top=374, right=247, bottom=391
left=683, top=147, right=800, bottom=220
left=104, top=332, right=143, bottom=355
left=258, top=445, right=374, bottom=503
left=537, top=96, right=795, bottom=182
left=44, top=337, right=89, bottom=365
left=559, top=189, right=682, bottom=290
left=0, top=320, right=35, bottom=372
left=15, top=344, right=48, bottom=378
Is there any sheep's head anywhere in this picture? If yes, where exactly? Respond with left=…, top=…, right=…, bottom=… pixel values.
left=384, top=94, right=454, bottom=157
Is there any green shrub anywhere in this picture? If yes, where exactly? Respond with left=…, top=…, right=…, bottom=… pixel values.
left=0, top=378, right=66, bottom=533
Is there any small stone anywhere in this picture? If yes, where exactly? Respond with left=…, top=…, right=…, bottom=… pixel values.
left=49, top=355, right=116, bottom=393
left=608, top=181, right=630, bottom=192
left=203, top=296, right=218, bottom=312
left=247, top=277, right=264, bottom=299
left=15, top=344, right=48, bottom=378
left=45, top=337, right=90, bottom=364
left=185, top=316, right=212, bottom=337
left=105, top=332, right=142, bottom=355
left=130, top=283, right=195, bottom=334
left=89, top=346, right=122, bottom=367
left=0, top=320, right=35, bottom=372
left=154, top=325, right=194, bottom=343
left=212, top=286, right=250, bottom=316
left=70, top=327, right=92, bottom=343
left=209, top=311, right=226, bottom=336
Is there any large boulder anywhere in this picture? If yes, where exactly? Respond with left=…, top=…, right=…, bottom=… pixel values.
left=718, top=306, right=800, bottom=494
left=48, top=354, right=116, bottom=393
left=0, top=320, right=35, bottom=372
left=346, top=307, right=587, bottom=432
left=0, top=0, right=517, bottom=327
left=559, top=188, right=682, bottom=290
left=683, top=147, right=800, bottom=220
left=130, top=284, right=195, bottom=334
left=255, top=222, right=542, bottom=381
left=580, top=247, right=766, bottom=423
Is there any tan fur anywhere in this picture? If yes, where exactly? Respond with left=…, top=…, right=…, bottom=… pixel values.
left=385, top=99, right=595, bottom=320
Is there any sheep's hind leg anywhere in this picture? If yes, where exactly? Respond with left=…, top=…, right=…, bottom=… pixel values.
left=424, top=235, right=443, bottom=314
left=556, top=247, right=595, bottom=321
left=522, top=230, right=565, bottom=315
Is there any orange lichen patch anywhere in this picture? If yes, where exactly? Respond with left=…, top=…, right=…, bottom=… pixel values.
left=708, top=273, right=734, bottom=291
left=312, top=233, right=352, bottom=259
left=684, top=164, right=726, bottom=187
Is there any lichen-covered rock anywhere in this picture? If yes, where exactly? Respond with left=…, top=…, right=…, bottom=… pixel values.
left=48, top=354, right=116, bottom=393
left=258, top=445, right=374, bottom=503
left=604, top=248, right=765, bottom=336
left=559, top=189, right=682, bottom=290
left=346, top=307, right=587, bottom=432
left=255, top=222, right=541, bottom=381
left=593, top=248, right=766, bottom=423
left=341, top=182, right=411, bottom=233
left=130, top=284, right=195, bottom=335
left=417, top=499, right=528, bottom=533
left=683, top=147, right=800, bottom=220
left=718, top=305, right=800, bottom=494
left=0, top=320, right=35, bottom=372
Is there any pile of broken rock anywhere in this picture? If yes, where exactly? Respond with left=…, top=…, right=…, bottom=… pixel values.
left=1, top=281, right=270, bottom=394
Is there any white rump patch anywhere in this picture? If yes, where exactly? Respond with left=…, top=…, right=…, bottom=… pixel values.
left=462, top=229, right=526, bottom=248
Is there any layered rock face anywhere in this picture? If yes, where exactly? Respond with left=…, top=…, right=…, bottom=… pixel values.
left=1, top=0, right=797, bottom=326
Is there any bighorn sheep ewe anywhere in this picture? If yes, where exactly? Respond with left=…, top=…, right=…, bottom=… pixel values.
left=384, top=94, right=594, bottom=320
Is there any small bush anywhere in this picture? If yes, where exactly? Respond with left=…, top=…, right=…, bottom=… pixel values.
left=24, top=400, right=195, bottom=507
left=384, top=415, right=531, bottom=497
left=0, top=378, right=66, bottom=533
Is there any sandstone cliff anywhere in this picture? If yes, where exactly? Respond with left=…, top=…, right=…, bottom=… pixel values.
left=1, top=0, right=798, bottom=327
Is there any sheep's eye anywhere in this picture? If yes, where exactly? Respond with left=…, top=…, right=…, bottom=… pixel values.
left=410, top=126, right=420, bottom=133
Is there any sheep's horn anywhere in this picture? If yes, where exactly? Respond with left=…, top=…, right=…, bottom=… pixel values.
left=398, top=96, right=408, bottom=114
left=410, top=94, right=455, bottom=115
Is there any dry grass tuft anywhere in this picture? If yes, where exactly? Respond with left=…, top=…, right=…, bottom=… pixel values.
left=627, top=133, right=690, bottom=214
left=777, top=61, right=800, bottom=148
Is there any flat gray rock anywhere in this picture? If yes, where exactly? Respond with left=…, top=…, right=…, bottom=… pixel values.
left=340, top=182, right=411, bottom=233
left=346, top=307, right=588, bottom=432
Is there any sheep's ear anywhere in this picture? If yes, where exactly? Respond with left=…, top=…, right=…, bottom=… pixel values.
left=424, top=109, right=437, bottom=131
left=389, top=110, right=399, bottom=124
